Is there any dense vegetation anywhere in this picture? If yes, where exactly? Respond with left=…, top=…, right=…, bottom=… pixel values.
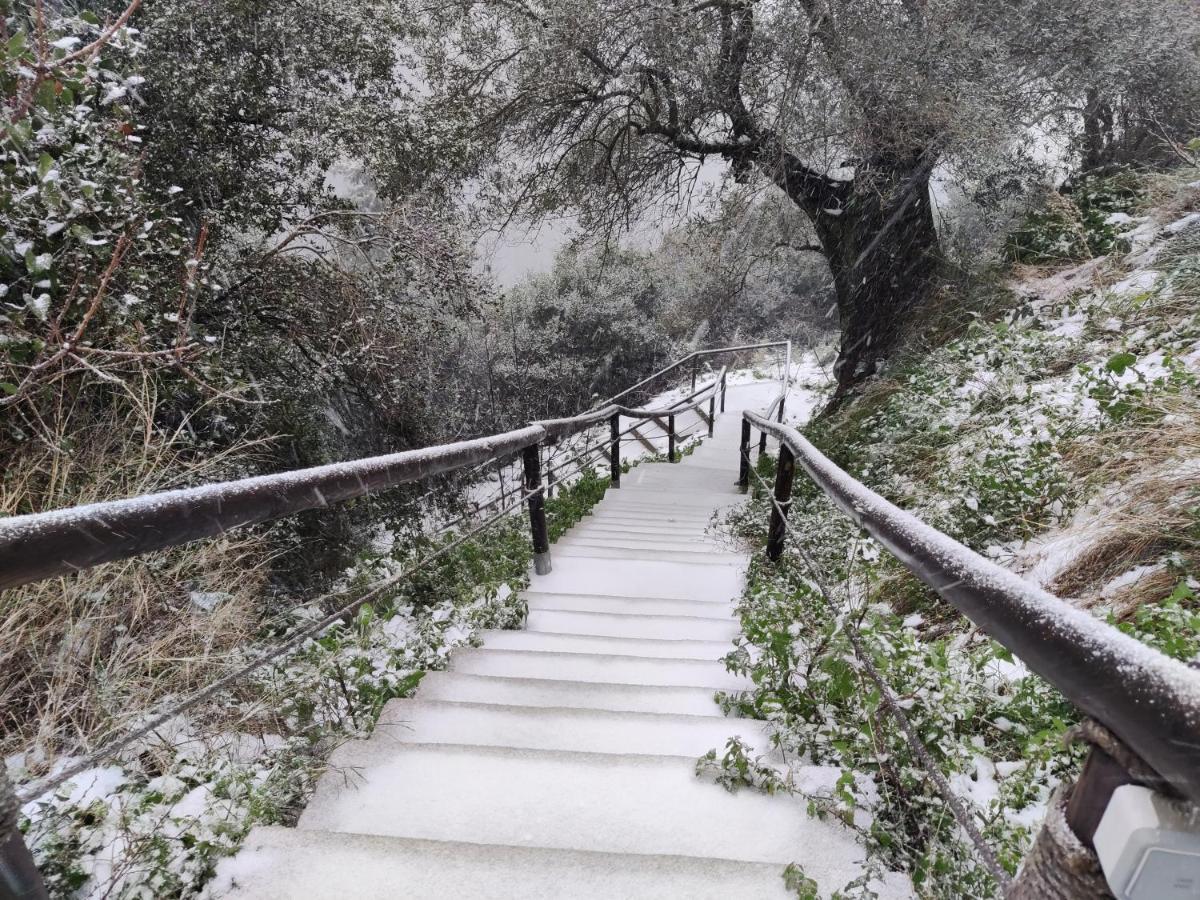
left=1, top=0, right=1198, bottom=896
left=713, top=167, right=1200, bottom=897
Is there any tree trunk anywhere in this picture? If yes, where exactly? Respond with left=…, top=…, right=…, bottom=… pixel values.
left=816, top=167, right=940, bottom=396
left=754, top=145, right=941, bottom=398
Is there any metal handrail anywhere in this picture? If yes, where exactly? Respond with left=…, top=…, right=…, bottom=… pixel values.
left=0, top=354, right=728, bottom=591
left=599, top=341, right=787, bottom=407
left=744, top=410, right=1200, bottom=806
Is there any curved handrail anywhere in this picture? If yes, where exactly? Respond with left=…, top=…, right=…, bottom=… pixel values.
left=616, top=366, right=727, bottom=420
left=744, top=410, right=1200, bottom=805
left=599, top=341, right=787, bottom=407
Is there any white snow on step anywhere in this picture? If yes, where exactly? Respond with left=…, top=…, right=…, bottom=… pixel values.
left=374, top=698, right=771, bottom=757
left=217, top=394, right=907, bottom=899
left=296, top=742, right=865, bottom=875
left=211, top=827, right=796, bottom=899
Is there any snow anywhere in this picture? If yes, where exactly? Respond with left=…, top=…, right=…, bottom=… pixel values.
left=1099, top=563, right=1165, bottom=600
left=61, top=766, right=128, bottom=808
left=1110, top=269, right=1158, bottom=297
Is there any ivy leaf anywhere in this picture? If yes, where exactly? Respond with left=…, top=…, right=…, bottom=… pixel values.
left=1106, top=352, right=1136, bottom=375
left=0, top=382, right=18, bottom=396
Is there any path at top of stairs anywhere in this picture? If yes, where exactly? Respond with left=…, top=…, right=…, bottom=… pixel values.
left=211, top=385, right=910, bottom=900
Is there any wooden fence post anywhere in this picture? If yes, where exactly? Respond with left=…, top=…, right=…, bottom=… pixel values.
left=707, top=396, right=715, bottom=437
left=720, top=371, right=727, bottom=413
left=668, top=414, right=677, bottom=463
left=609, top=413, right=621, bottom=489
left=690, top=357, right=698, bottom=391
left=738, top=420, right=751, bottom=493
left=0, top=768, right=49, bottom=900
left=766, top=444, right=795, bottom=561
left=521, top=444, right=551, bottom=575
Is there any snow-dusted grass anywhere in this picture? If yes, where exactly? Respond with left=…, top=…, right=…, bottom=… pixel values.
left=714, top=169, right=1200, bottom=897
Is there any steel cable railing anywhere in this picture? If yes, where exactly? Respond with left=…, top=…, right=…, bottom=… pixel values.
left=742, top=459, right=1012, bottom=889
left=0, top=343, right=777, bottom=898
left=744, top=411, right=1200, bottom=806
left=13, top=478, right=548, bottom=807
left=741, top=408, right=1200, bottom=894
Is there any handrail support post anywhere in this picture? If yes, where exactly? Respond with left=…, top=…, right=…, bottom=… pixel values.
left=609, top=413, right=621, bottom=489
left=521, top=445, right=551, bottom=575
left=738, top=420, right=751, bottom=493
left=668, top=414, right=677, bottom=463
left=720, top=371, right=727, bottom=414
left=707, top=396, right=715, bottom=438
left=1, top=768, right=49, bottom=900
left=766, top=444, right=795, bottom=561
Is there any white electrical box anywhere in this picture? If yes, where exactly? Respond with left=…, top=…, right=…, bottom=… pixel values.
left=1093, top=784, right=1200, bottom=899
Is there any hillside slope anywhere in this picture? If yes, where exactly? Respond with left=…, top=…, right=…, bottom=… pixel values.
left=718, top=167, right=1200, bottom=897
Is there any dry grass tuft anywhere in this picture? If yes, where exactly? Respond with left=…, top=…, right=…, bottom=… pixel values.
left=1136, top=166, right=1200, bottom=220
left=1052, top=392, right=1200, bottom=611
left=0, top=384, right=280, bottom=768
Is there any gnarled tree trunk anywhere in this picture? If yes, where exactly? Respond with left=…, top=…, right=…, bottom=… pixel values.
left=752, top=142, right=941, bottom=398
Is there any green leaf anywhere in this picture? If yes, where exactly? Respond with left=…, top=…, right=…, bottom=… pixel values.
left=35, top=79, right=57, bottom=113
left=80, top=11, right=101, bottom=25
left=37, top=152, right=55, bottom=180
left=0, top=382, right=17, bottom=396
left=7, top=32, right=27, bottom=56
left=1106, top=352, right=1137, bottom=375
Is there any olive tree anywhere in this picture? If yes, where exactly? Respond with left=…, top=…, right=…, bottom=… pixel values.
left=417, top=0, right=1198, bottom=395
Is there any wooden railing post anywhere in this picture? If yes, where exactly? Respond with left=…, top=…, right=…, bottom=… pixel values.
left=766, top=444, right=795, bottom=561
left=738, top=420, right=751, bottom=493
left=667, top=414, right=677, bottom=463
left=690, top=357, right=698, bottom=391
left=707, top=395, right=715, bottom=437
left=758, top=423, right=768, bottom=457
left=777, top=395, right=786, bottom=424
left=720, top=371, right=727, bottom=413
left=521, top=444, right=551, bottom=575
left=609, top=413, right=621, bottom=489
left=1, top=768, right=49, bottom=900
left=546, top=465, right=556, bottom=499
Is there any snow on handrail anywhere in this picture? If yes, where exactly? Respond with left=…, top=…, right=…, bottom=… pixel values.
left=745, top=411, right=1200, bottom=804
left=616, top=366, right=727, bottom=419
left=0, top=356, right=730, bottom=591
left=600, top=341, right=786, bottom=406
left=0, top=425, right=548, bottom=591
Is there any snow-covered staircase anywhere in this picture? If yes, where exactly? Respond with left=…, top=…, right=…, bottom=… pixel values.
left=211, top=402, right=882, bottom=899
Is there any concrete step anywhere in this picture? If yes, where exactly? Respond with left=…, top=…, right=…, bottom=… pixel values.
left=480, top=629, right=730, bottom=659
left=449, top=647, right=748, bottom=690
left=531, top=557, right=742, bottom=602
left=526, top=608, right=738, bottom=641
left=567, top=521, right=714, bottom=537
left=596, top=496, right=730, bottom=511
left=557, top=532, right=724, bottom=550
left=415, top=671, right=725, bottom=716
left=213, top=827, right=795, bottom=899
left=525, top=591, right=733, bottom=619
left=552, top=545, right=742, bottom=565
left=296, top=742, right=869, bottom=874
left=586, top=507, right=718, bottom=523
left=375, top=698, right=764, bottom=757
